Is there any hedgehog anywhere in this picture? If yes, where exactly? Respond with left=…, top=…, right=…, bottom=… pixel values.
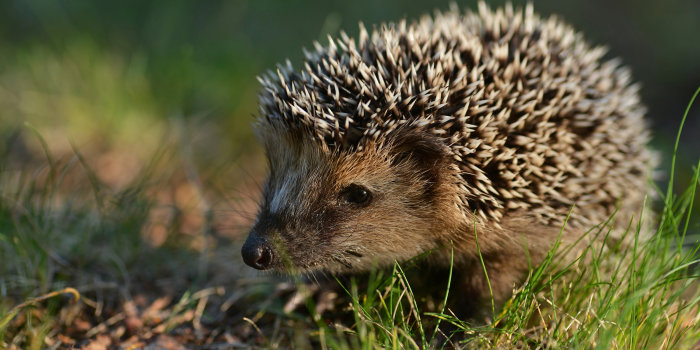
left=241, top=2, right=654, bottom=310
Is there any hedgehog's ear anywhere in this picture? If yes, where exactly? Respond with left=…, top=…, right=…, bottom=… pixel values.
left=388, top=129, right=450, bottom=180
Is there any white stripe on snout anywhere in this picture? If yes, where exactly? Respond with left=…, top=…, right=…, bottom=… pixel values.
left=268, top=150, right=314, bottom=215
left=269, top=176, right=293, bottom=214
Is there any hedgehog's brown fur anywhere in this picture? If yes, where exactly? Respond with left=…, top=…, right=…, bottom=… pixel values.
left=243, top=2, right=654, bottom=311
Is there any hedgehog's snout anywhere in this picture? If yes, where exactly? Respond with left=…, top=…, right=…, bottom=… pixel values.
left=241, top=231, right=274, bottom=270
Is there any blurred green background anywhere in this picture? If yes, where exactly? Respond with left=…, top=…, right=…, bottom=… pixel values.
left=0, top=0, right=699, bottom=212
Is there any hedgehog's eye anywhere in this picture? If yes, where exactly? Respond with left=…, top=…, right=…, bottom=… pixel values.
left=340, top=184, right=372, bottom=206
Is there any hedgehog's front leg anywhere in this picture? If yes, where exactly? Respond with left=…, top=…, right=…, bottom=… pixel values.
left=456, top=253, right=533, bottom=319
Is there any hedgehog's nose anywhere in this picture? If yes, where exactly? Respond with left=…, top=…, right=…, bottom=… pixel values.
left=241, top=233, right=273, bottom=270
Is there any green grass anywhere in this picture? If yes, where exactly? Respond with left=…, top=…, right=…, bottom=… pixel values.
left=0, top=133, right=206, bottom=347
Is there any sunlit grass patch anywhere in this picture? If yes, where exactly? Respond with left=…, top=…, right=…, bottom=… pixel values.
left=0, top=42, right=164, bottom=156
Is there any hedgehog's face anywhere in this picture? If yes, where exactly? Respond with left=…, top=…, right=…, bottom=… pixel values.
left=242, top=129, right=454, bottom=273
